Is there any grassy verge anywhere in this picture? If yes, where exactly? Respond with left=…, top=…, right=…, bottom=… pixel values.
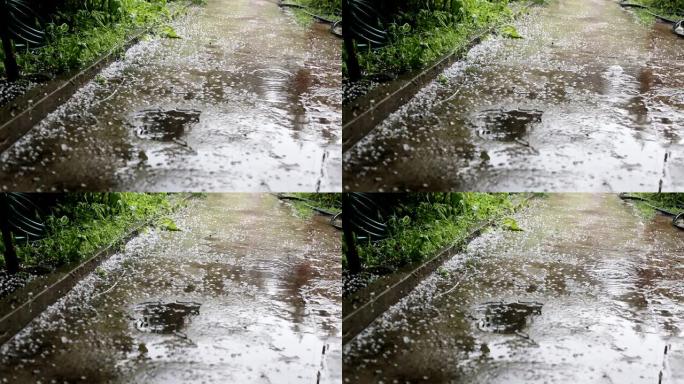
left=631, top=193, right=684, bottom=219
left=0, top=193, right=183, bottom=269
left=287, top=0, right=341, bottom=25
left=347, top=193, right=524, bottom=273
left=0, top=0, right=198, bottom=79
left=287, top=193, right=342, bottom=218
left=626, top=0, right=683, bottom=24
left=344, top=0, right=535, bottom=83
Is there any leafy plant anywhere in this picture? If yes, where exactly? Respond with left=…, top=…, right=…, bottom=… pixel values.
left=501, top=216, right=523, bottom=231
left=159, top=25, right=180, bottom=39
left=2, top=0, right=188, bottom=80
left=346, top=193, right=518, bottom=274
left=343, top=0, right=515, bottom=83
left=500, top=24, right=522, bottom=38
left=158, top=217, right=180, bottom=231
left=5, top=193, right=173, bottom=268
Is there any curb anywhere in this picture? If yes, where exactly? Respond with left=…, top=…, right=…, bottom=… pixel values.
left=342, top=4, right=532, bottom=152
left=342, top=194, right=534, bottom=345
left=0, top=3, right=193, bottom=155
left=0, top=194, right=193, bottom=346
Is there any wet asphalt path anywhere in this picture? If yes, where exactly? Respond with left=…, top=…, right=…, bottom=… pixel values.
left=0, top=194, right=341, bottom=383
left=344, top=0, right=684, bottom=192
left=0, top=0, right=342, bottom=192
left=343, top=194, right=684, bottom=383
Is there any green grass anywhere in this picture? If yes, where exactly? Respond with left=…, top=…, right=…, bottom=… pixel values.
left=349, top=193, right=522, bottom=272
left=345, top=0, right=522, bottom=80
left=644, top=0, right=683, bottom=17
left=631, top=193, right=684, bottom=219
left=625, top=0, right=683, bottom=24
left=286, top=0, right=341, bottom=26
left=0, top=193, right=182, bottom=269
left=287, top=193, right=341, bottom=218
left=0, top=0, right=193, bottom=78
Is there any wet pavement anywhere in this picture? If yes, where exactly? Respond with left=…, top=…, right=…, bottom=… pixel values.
left=0, top=0, right=341, bottom=192
left=344, top=0, right=684, bottom=192
left=343, top=194, right=684, bottom=383
left=0, top=194, right=342, bottom=383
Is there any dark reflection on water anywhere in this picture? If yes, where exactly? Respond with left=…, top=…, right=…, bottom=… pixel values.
left=134, top=301, right=201, bottom=334
left=473, top=109, right=543, bottom=142
left=475, top=301, right=543, bottom=333
left=132, top=109, right=201, bottom=141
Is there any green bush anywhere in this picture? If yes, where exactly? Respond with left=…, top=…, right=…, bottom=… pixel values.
left=347, top=0, right=514, bottom=78
left=354, top=193, right=517, bottom=271
left=650, top=0, right=684, bottom=14
left=636, top=193, right=684, bottom=212
left=3, top=193, right=174, bottom=268
left=299, top=0, right=341, bottom=15
left=295, top=193, right=341, bottom=209
left=1, top=0, right=186, bottom=76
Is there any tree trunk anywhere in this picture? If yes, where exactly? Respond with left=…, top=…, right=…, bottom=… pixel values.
left=0, top=196, right=19, bottom=274
left=342, top=194, right=361, bottom=274
left=342, top=0, right=362, bottom=82
left=1, top=2, right=20, bottom=82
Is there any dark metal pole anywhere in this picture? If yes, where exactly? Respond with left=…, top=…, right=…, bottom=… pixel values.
left=342, top=0, right=362, bottom=82
left=0, top=195, right=19, bottom=274
left=1, top=1, right=21, bottom=82
left=342, top=193, right=361, bottom=274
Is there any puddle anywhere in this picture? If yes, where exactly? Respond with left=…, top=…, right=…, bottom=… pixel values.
left=133, top=301, right=201, bottom=334
left=344, top=194, right=684, bottom=383
left=473, top=109, right=543, bottom=142
left=0, top=194, right=342, bottom=384
left=253, top=68, right=295, bottom=104
left=474, top=301, right=542, bottom=333
left=344, top=0, right=684, bottom=191
left=0, top=0, right=342, bottom=192
left=131, top=108, right=201, bottom=141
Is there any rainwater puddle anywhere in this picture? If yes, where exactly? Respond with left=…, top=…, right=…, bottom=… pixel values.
left=0, top=0, right=342, bottom=191
left=475, top=301, right=543, bottom=334
left=133, top=301, right=201, bottom=334
left=473, top=109, right=543, bottom=142
left=345, top=0, right=684, bottom=191
left=131, top=109, right=201, bottom=142
left=344, top=194, right=684, bottom=383
left=0, top=194, right=342, bottom=383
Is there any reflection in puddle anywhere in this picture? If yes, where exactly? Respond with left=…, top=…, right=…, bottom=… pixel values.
left=473, top=108, right=543, bottom=142
left=253, top=68, right=294, bottom=104
left=475, top=301, right=543, bottom=333
left=131, top=109, right=201, bottom=141
left=133, top=301, right=201, bottom=334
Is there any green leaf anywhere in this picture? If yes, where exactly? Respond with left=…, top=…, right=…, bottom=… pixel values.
left=158, top=217, right=180, bottom=231
left=501, top=217, right=523, bottom=231
left=501, top=25, right=523, bottom=39
left=160, top=25, right=180, bottom=39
